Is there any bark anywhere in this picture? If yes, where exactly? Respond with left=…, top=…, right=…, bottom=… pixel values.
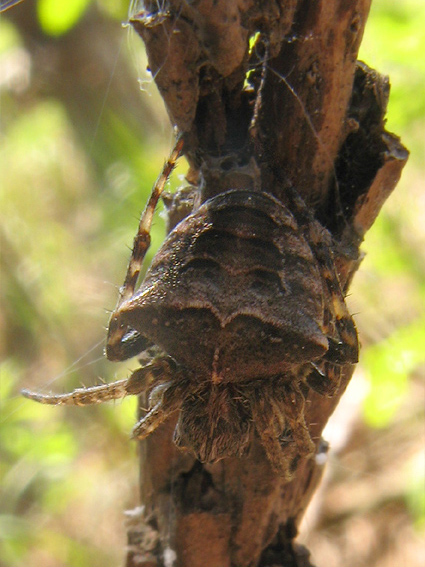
left=125, top=2, right=408, bottom=566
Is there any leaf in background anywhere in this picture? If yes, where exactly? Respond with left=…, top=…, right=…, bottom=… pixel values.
left=358, top=0, right=425, bottom=134
left=362, top=318, right=425, bottom=428
left=37, top=0, right=92, bottom=36
left=97, top=0, right=128, bottom=20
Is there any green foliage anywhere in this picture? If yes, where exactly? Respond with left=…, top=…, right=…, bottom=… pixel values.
left=359, top=0, right=425, bottom=147
left=36, top=0, right=132, bottom=35
left=0, top=17, right=22, bottom=52
left=0, top=5, right=154, bottom=565
left=98, top=0, right=129, bottom=20
left=357, top=0, right=425, bottom=531
left=358, top=0, right=425, bottom=431
left=37, top=0, right=92, bottom=36
left=0, top=362, right=79, bottom=565
left=362, top=320, right=425, bottom=428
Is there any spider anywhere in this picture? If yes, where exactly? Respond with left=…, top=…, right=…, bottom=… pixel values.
left=23, top=137, right=358, bottom=480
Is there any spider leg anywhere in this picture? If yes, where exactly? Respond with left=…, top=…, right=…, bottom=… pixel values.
left=21, top=357, right=172, bottom=407
left=306, top=361, right=342, bottom=397
left=119, top=136, right=184, bottom=305
left=106, top=136, right=184, bottom=360
left=132, top=379, right=188, bottom=440
left=282, top=186, right=358, bottom=364
left=308, top=224, right=359, bottom=365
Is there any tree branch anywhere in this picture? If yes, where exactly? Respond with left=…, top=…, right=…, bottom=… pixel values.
left=125, top=2, right=408, bottom=566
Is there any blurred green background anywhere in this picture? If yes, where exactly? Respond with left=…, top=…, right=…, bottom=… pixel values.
left=0, top=1, right=424, bottom=566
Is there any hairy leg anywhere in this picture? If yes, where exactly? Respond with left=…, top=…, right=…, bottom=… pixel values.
left=21, top=357, right=173, bottom=407
left=132, top=379, right=188, bottom=439
left=106, top=137, right=184, bottom=361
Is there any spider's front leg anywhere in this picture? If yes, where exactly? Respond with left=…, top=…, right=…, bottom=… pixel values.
left=106, top=136, right=184, bottom=362
left=21, top=357, right=171, bottom=407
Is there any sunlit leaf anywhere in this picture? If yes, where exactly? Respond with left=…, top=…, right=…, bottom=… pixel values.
left=0, top=18, right=22, bottom=53
left=362, top=319, right=425, bottom=428
left=37, top=0, right=92, bottom=36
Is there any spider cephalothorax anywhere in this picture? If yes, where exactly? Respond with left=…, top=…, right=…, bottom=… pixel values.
left=23, top=139, right=358, bottom=480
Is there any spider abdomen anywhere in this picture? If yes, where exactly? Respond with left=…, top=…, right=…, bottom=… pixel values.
left=120, top=190, right=329, bottom=382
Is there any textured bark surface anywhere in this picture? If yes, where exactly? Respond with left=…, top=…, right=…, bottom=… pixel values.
left=125, top=2, right=408, bottom=566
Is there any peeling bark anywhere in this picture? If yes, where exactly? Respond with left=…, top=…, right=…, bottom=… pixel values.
left=125, top=2, right=408, bottom=566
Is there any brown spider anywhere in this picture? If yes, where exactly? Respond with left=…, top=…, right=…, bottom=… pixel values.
left=23, top=137, right=358, bottom=480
